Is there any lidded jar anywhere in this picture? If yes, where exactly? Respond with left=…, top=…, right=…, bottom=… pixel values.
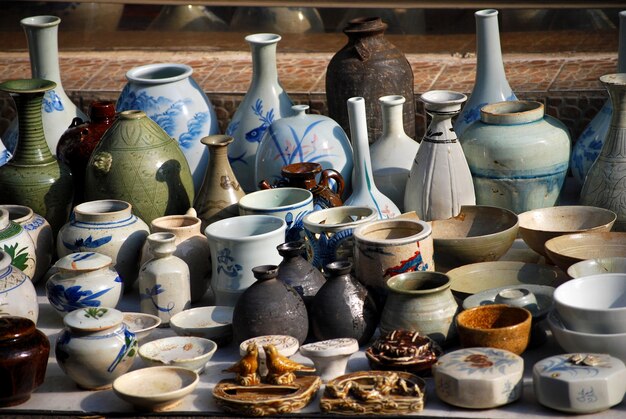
left=0, top=208, right=37, bottom=282
left=0, top=250, right=38, bottom=323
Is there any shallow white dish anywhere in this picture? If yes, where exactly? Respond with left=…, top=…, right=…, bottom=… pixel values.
left=122, top=312, right=161, bottom=341
left=139, top=336, right=217, bottom=374
left=567, top=257, right=626, bottom=278
left=113, top=366, right=199, bottom=411
left=170, top=306, right=233, bottom=345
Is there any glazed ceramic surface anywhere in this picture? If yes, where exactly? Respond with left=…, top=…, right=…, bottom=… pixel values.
left=365, top=329, right=442, bottom=375
left=433, top=347, right=524, bottom=409
left=431, top=205, right=518, bottom=270
left=226, top=33, right=294, bottom=193
left=205, top=215, right=286, bottom=306
left=353, top=218, right=434, bottom=296
left=0, top=317, right=49, bottom=407
left=276, top=241, right=325, bottom=307
left=113, top=366, right=199, bottom=412
left=57, top=200, right=149, bottom=288
left=238, top=188, right=313, bottom=242
left=544, top=231, right=626, bottom=273
left=255, top=105, right=353, bottom=193
left=380, top=271, right=458, bottom=346
left=533, top=353, right=626, bottom=414
left=568, top=257, right=626, bottom=278
left=238, top=334, right=299, bottom=376
left=122, top=312, right=161, bottom=342
left=138, top=336, right=217, bottom=374
left=84, top=110, right=195, bottom=225
left=461, top=101, right=570, bottom=213
left=0, top=250, right=38, bottom=322
left=518, top=206, right=616, bottom=258
left=303, top=206, right=377, bottom=270
left=139, top=232, right=191, bottom=326
left=0, top=208, right=37, bottom=281
left=46, top=252, right=122, bottom=317
left=344, top=97, right=400, bottom=219
left=454, top=9, right=517, bottom=136
left=116, top=63, right=219, bottom=191
left=299, top=338, right=358, bottom=382
left=405, top=90, right=476, bottom=221
left=55, top=307, right=138, bottom=390
left=169, top=306, right=233, bottom=346
left=462, top=284, right=554, bottom=319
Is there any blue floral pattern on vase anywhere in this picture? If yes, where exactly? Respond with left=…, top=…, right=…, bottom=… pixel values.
left=140, top=284, right=175, bottom=313
left=216, top=248, right=242, bottom=278
left=107, top=327, right=137, bottom=373
left=46, top=282, right=114, bottom=313
left=571, top=101, right=612, bottom=185
left=304, top=227, right=353, bottom=269
left=42, top=90, right=64, bottom=113
left=62, top=235, right=112, bottom=251
left=22, top=215, right=45, bottom=231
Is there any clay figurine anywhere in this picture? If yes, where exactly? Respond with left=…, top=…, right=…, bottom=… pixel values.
left=264, top=344, right=315, bottom=385
left=223, top=343, right=260, bottom=386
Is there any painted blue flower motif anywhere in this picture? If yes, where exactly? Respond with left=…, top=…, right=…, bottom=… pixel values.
left=284, top=210, right=310, bottom=242
left=216, top=248, right=242, bottom=278
left=267, top=119, right=337, bottom=168
left=22, top=215, right=45, bottom=231
left=43, top=90, right=64, bottom=113
left=463, top=101, right=488, bottom=125
left=107, top=327, right=137, bottom=373
left=444, top=348, right=519, bottom=376
left=140, top=284, right=175, bottom=313
left=46, top=283, right=113, bottom=313
left=245, top=99, right=274, bottom=144
left=62, top=235, right=112, bottom=251
left=179, top=111, right=210, bottom=149
left=304, top=227, right=353, bottom=269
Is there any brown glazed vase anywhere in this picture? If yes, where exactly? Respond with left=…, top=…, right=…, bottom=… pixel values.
left=0, top=316, right=50, bottom=407
left=326, top=17, right=415, bottom=144
left=57, top=101, right=116, bottom=205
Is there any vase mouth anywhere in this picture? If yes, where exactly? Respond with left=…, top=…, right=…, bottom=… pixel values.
left=344, top=16, right=387, bottom=33
left=600, top=73, right=626, bottom=87
left=204, top=215, right=286, bottom=241
left=292, top=104, right=309, bottom=115
left=386, top=271, right=451, bottom=295
left=354, top=219, right=432, bottom=246
left=1, top=205, right=33, bottom=224
left=281, top=162, right=322, bottom=177
left=420, top=90, right=467, bottom=113
left=74, top=199, right=132, bottom=219
left=119, top=110, right=147, bottom=120
left=475, top=9, right=499, bottom=18
left=126, top=63, right=193, bottom=85
left=379, top=95, right=406, bottom=106
left=245, top=33, right=281, bottom=45
left=20, top=15, right=61, bottom=28
left=151, top=214, right=200, bottom=231
left=480, top=101, right=544, bottom=125
left=201, top=135, right=234, bottom=147
left=147, top=232, right=177, bottom=254
left=0, top=78, right=56, bottom=95
left=239, top=188, right=313, bottom=212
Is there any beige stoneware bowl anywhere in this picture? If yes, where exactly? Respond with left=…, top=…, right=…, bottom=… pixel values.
left=567, top=257, right=626, bottom=279
left=544, top=232, right=626, bottom=273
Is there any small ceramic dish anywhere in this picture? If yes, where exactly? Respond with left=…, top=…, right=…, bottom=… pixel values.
left=533, top=353, right=626, bottom=414
left=239, top=335, right=299, bottom=376
left=122, top=312, right=161, bottom=341
left=456, top=304, right=532, bottom=355
left=365, top=329, right=442, bottom=375
left=462, top=284, right=554, bottom=319
left=299, top=338, right=359, bottom=382
left=567, top=256, right=626, bottom=278
left=112, top=366, right=199, bottom=411
left=431, top=205, right=518, bottom=270
left=544, top=232, right=626, bottom=273
left=169, top=306, right=233, bottom=346
left=432, top=347, right=524, bottom=409
left=518, top=206, right=616, bottom=257
left=138, top=336, right=217, bottom=374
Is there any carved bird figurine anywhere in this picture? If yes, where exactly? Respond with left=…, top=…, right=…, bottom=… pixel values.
left=223, top=343, right=260, bottom=386
left=263, top=344, right=315, bottom=385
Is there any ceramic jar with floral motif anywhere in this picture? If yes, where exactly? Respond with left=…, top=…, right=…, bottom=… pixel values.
left=46, top=252, right=123, bottom=317
left=0, top=250, right=38, bottom=323
left=57, top=200, right=149, bottom=289
left=0, top=209, right=37, bottom=282
left=55, top=307, right=137, bottom=390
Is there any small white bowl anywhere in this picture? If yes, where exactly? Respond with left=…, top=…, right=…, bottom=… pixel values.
left=113, top=366, right=199, bottom=411
left=139, top=336, right=217, bottom=374
left=122, top=312, right=161, bottom=341
left=299, top=338, right=359, bottom=382
left=567, top=257, right=626, bottom=278
left=170, top=306, right=233, bottom=346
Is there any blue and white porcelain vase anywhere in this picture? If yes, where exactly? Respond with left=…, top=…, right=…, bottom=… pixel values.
left=344, top=97, right=400, bottom=219
left=461, top=101, right=570, bottom=213
left=571, top=10, right=626, bottom=186
left=454, top=9, right=516, bottom=137
left=116, top=63, right=219, bottom=192
left=255, top=104, right=353, bottom=193
left=226, top=33, right=295, bottom=193
left=0, top=249, right=38, bottom=323
left=4, top=16, right=88, bottom=156
left=0, top=208, right=37, bottom=282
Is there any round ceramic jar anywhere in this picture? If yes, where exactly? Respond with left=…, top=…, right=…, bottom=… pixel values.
left=0, top=208, right=37, bottom=281
left=55, top=307, right=138, bottom=390
left=0, top=317, right=50, bottom=407
left=461, top=101, right=570, bottom=213
left=46, top=252, right=123, bottom=317
left=533, top=353, right=626, bottom=414
left=0, top=250, right=38, bottom=322
left=432, top=347, right=524, bottom=409
left=57, top=200, right=150, bottom=289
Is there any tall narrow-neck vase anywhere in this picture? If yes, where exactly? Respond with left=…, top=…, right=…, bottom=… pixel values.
left=454, top=9, right=516, bottom=137
left=226, top=33, right=294, bottom=193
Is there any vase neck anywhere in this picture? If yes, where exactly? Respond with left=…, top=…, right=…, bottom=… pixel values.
left=619, top=11, right=626, bottom=73
left=22, top=18, right=63, bottom=87
left=380, top=98, right=406, bottom=137
left=425, top=112, right=457, bottom=142
left=12, top=90, right=55, bottom=165
left=475, top=10, right=508, bottom=90
left=249, top=38, right=279, bottom=87
left=602, top=76, right=626, bottom=158
left=348, top=97, right=377, bottom=195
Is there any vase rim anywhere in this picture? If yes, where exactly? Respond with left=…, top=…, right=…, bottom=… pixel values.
left=420, top=90, right=467, bottom=113
left=204, top=214, right=286, bottom=242
left=245, top=33, right=281, bottom=45
left=1, top=205, right=34, bottom=224
left=480, top=101, right=544, bottom=125
left=238, top=188, right=313, bottom=212
left=119, top=110, right=147, bottom=120
left=74, top=199, right=132, bottom=219
left=151, top=214, right=201, bottom=232
left=292, top=104, right=309, bottom=115
left=126, top=63, right=193, bottom=85
left=20, top=15, right=61, bottom=28
left=0, top=78, right=56, bottom=95
left=303, top=206, right=377, bottom=232
left=379, top=95, right=406, bottom=106
left=600, top=73, right=626, bottom=87
left=201, top=135, right=234, bottom=147
left=386, top=271, right=451, bottom=295
left=344, top=16, right=387, bottom=33
left=475, top=9, right=499, bottom=18
left=353, top=219, right=432, bottom=246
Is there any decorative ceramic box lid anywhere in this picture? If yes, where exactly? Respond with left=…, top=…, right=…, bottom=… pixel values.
left=63, top=307, right=123, bottom=332
left=299, top=338, right=359, bottom=358
left=54, top=252, right=112, bottom=272
left=239, top=335, right=299, bottom=360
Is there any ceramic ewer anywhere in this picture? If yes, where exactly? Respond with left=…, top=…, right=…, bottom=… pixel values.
left=116, top=63, right=219, bottom=192
left=454, top=9, right=517, bottom=136
left=276, top=162, right=346, bottom=210
left=0, top=209, right=37, bottom=282
left=370, top=95, right=419, bottom=212
left=226, top=33, right=295, bottom=193
left=84, top=110, right=195, bottom=225
left=0, top=317, right=49, bottom=407
left=344, top=96, right=400, bottom=219
left=139, top=232, right=191, bottom=326
left=379, top=271, right=459, bottom=347
left=1, top=205, right=53, bottom=283
left=205, top=215, right=286, bottom=306
left=57, top=200, right=150, bottom=289
left=46, top=252, right=123, bottom=317
left=461, top=101, right=571, bottom=213
left=255, top=104, right=353, bottom=193
left=55, top=307, right=138, bottom=390
left=302, top=206, right=377, bottom=270
left=581, top=74, right=626, bottom=231
left=404, top=90, right=475, bottom=221
left=0, top=250, right=38, bottom=323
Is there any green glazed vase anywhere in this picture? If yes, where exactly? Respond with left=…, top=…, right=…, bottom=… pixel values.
left=0, top=79, right=74, bottom=236
left=84, top=110, right=195, bottom=225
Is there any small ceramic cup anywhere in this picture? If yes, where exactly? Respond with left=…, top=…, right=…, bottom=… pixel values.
left=494, top=288, right=539, bottom=314
left=238, top=188, right=314, bottom=242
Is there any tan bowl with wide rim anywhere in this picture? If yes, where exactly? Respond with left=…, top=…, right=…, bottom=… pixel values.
left=545, top=232, right=626, bottom=273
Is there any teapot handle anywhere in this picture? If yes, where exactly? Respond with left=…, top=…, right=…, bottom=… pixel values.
left=319, top=169, right=345, bottom=197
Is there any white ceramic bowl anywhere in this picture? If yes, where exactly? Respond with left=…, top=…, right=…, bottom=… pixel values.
left=113, top=366, right=199, bottom=411
left=553, top=273, right=626, bottom=334
left=122, top=312, right=161, bottom=341
left=138, top=336, right=217, bottom=374
left=567, top=257, right=626, bottom=279
left=170, top=306, right=233, bottom=346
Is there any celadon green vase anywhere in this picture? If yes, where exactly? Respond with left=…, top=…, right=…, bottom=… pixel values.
left=0, top=79, right=73, bottom=236
left=84, top=110, right=195, bottom=225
